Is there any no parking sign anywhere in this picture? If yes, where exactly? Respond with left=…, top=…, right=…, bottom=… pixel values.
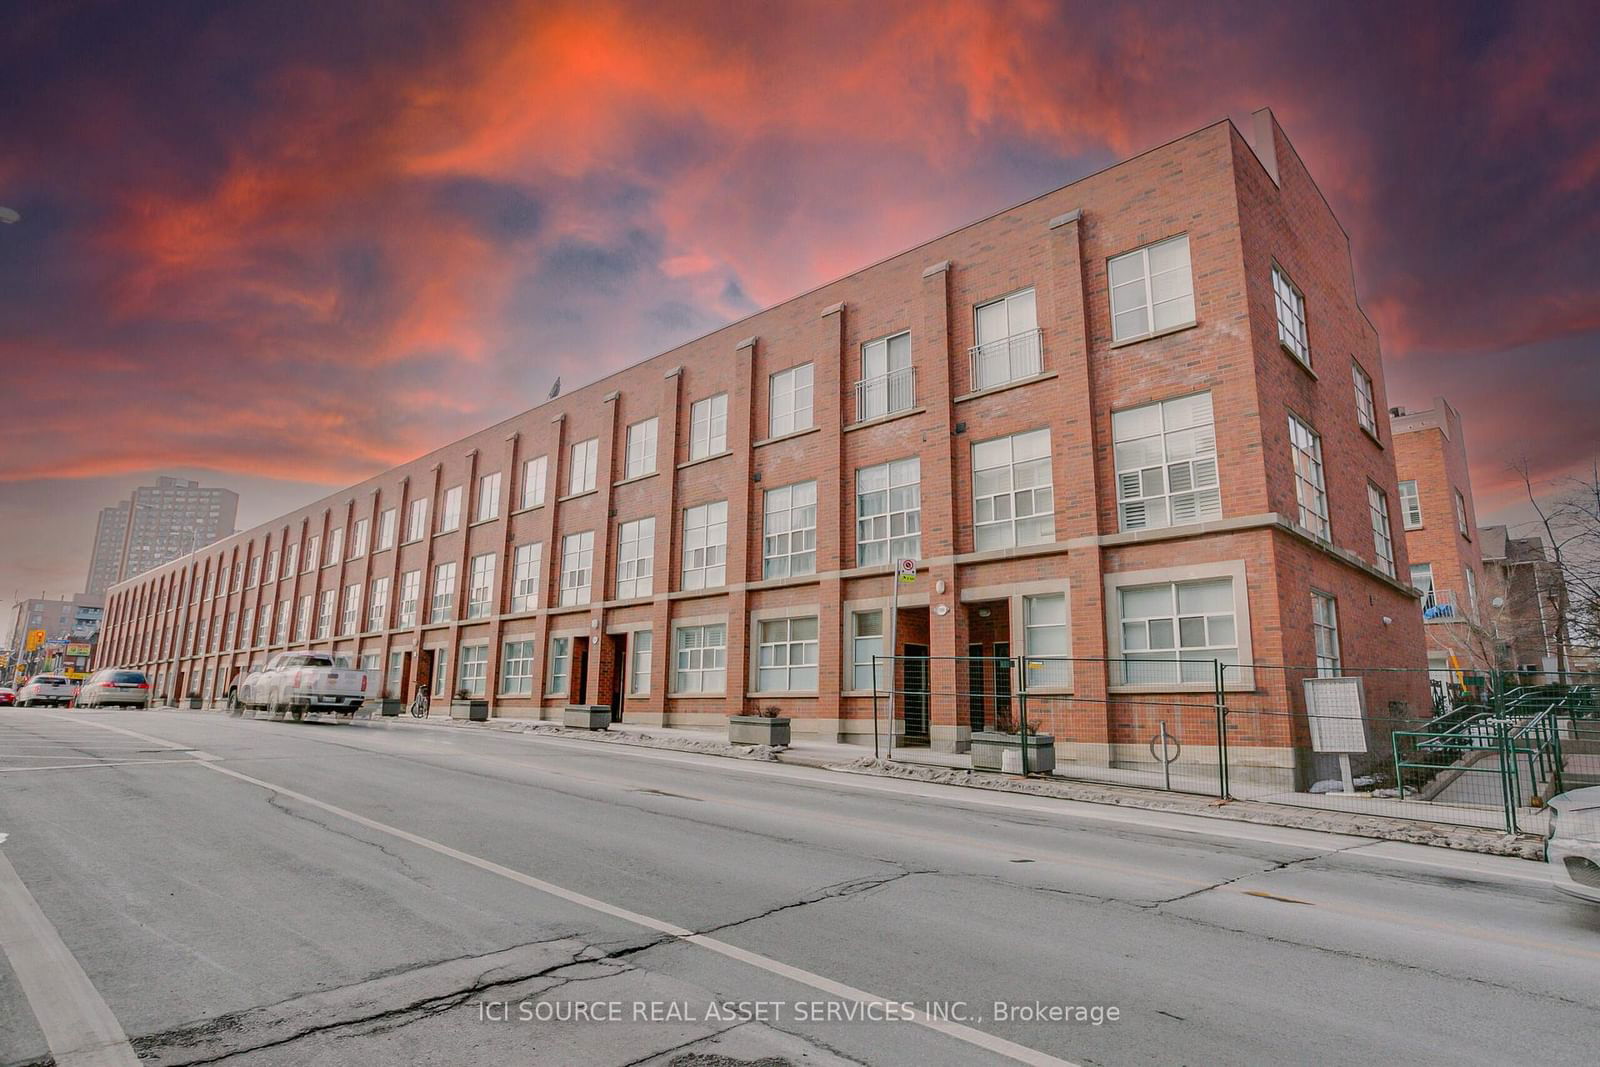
left=897, top=558, right=917, bottom=583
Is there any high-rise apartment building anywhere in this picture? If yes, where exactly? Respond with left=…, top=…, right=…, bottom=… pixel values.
left=84, top=477, right=239, bottom=596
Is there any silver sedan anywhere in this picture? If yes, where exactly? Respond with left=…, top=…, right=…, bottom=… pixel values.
left=76, top=668, right=153, bottom=709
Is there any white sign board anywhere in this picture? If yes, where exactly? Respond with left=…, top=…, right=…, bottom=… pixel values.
left=897, top=558, right=917, bottom=583
left=1303, top=676, right=1369, bottom=754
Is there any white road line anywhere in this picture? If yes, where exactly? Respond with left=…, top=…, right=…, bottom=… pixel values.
left=0, top=759, right=206, bottom=774
left=196, top=760, right=1077, bottom=1067
left=0, top=846, right=139, bottom=1066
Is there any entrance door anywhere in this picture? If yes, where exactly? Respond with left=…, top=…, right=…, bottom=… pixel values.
left=993, top=641, right=1013, bottom=731
left=413, top=649, right=434, bottom=699
left=966, top=643, right=986, bottom=732
left=607, top=634, right=628, bottom=721
left=571, top=637, right=590, bottom=705
left=903, top=643, right=930, bottom=745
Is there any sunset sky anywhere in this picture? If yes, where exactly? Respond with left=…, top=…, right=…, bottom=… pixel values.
left=2, top=0, right=1596, bottom=625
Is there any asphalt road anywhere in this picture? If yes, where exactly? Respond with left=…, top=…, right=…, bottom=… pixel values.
left=1, top=707, right=1597, bottom=1067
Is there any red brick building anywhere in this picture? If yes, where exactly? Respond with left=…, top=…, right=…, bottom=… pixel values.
left=1390, top=396, right=1493, bottom=677
left=99, top=109, right=1428, bottom=771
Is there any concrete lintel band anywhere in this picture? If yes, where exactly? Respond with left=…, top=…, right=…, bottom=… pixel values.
left=921, top=260, right=951, bottom=278
left=735, top=336, right=757, bottom=352
left=819, top=301, right=844, bottom=318
left=1048, top=209, right=1083, bottom=229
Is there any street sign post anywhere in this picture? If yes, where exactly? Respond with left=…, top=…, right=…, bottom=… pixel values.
left=883, top=558, right=916, bottom=759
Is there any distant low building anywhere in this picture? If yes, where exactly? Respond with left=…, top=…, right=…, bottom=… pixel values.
left=1478, top=525, right=1572, bottom=679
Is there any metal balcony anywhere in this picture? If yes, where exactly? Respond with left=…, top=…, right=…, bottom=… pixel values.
left=855, top=365, right=916, bottom=423
left=1422, top=588, right=1460, bottom=621
left=968, top=328, right=1042, bottom=392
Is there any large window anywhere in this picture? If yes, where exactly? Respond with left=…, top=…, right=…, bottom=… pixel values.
left=756, top=616, right=819, bottom=692
left=316, top=589, right=335, bottom=639
left=857, top=331, right=913, bottom=421
left=266, top=548, right=280, bottom=581
left=376, top=508, right=396, bottom=551
left=856, top=458, right=920, bottom=566
left=1312, top=593, right=1341, bottom=677
left=682, top=501, right=728, bottom=590
left=547, top=636, right=571, bottom=696
left=511, top=543, right=542, bottom=612
left=769, top=364, right=814, bottom=437
left=430, top=561, right=457, bottom=623
left=568, top=438, right=598, bottom=495
left=439, top=486, right=463, bottom=533
left=1411, top=563, right=1437, bottom=609
left=624, top=418, right=657, bottom=480
left=1108, top=235, right=1194, bottom=343
left=1455, top=489, right=1470, bottom=538
left=458, top=645, right=488, bottom=697
left=257, top=602, right=272, bottom=646
left=689, top=394, right=728, bottom=460
left=1113, top=392, right=1219, bottom=531
left=629, top=630, right=652, bottom=695
left=397, top=570, right=420, bottom=628
left=674, top=624, right=726, bottom=693
left=386, top=651, right=404, bottom=698
left=560, top=531, right=594, bottom=606
left=368, top=576, right=390, bottom=632
left=1117, top=577, right=1238, bottom=684
left=304, top=535, right=320, bottom=572
left=850, top=610, right=883, bottom=692
left=1288, top=413, right=1329, bottom=541
left=477, top=471, right=501, bottom=523
left=1353, top=361, right=1377, bottom=436
left=501, top=639, right=535, bottom=696
left=1273, top=264, right=1310, bottom=367
left=521, top=455, right=547, bottom=509
left=326, top=526, right=343, bottom=564
left=340, top=584, right=360, bottom=636
left=351, top=518, right=369, bottom=559
left=1023, top=594, right=1069, bottom=687
left=972, top=428, right=1054, bottom=550
left=246, top=554, right=261, bottom=588
left=405, top=498, right=428, bottom=543
left=1399, top=480, right=1423, bottom=529
left=972, top=287, right=1041, bottom=390
left=277, top=600, right=292, bottom=644
left=616, top=518, right=655, bottom=599
left=1368, top=484, right=1396, bottom=578
left=467, top=553, right=496, bottom=619
left=763, top=481, right=817, bottom=579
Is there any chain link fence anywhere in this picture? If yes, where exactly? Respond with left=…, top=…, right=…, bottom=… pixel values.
left=871, top=654, right=1600, bottom=836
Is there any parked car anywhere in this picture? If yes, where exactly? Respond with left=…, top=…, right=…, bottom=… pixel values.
left=1548, top=786, right=1600, bottom=904
left=76, top=668, right=153, bottom=709
left=0, top=687, right=15, bottom=707
left=236, top=651, right=369, bottom=720
left=18, top=674, right=77, bottom=707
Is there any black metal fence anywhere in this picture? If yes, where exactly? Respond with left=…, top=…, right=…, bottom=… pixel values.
left=871, top=654, right=1600, bottom=836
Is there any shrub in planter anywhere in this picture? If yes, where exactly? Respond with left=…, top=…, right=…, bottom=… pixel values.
left=449, top=688, right=490, bottom=721
left=971, top=712, right=1054, bottom=774
left=729, top=703, right=791, bottom=747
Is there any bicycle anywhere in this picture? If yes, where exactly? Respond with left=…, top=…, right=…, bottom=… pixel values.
left=409, top=686, right=431, bottom=718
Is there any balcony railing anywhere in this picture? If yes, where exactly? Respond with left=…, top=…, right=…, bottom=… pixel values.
left=855, top=365, right=916, bottom=423
left=1422, top=588, right=1460, bottom=621
left=968, top=328, right=1043, bottom=392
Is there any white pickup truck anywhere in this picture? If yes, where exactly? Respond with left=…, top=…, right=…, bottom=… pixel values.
left=236, top=651, right=370, bottom=720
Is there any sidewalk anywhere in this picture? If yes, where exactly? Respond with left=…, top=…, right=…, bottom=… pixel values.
left=153, top=703, right=1548, bottom=860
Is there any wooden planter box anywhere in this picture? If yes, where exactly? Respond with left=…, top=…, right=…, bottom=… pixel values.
left=728, top=715, right=791, bottom=747
left=377, top=698, right=405, bottom=717
left=563, top=704, right=613, bottom=730
left=450, top=698, right=490, bottom=721
left=970, top=731, right=1056, bottom=774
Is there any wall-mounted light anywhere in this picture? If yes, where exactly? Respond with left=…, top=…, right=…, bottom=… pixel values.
left=978, top=607, right=991, bottom=618
left=1381, top=616, right=1393, bottom=626
left=936, top=604, right=949, bottom=616
left=935, top=579, right=946, bottom=594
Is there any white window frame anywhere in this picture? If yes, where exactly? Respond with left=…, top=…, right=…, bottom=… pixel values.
left=1023, top=593, right=1070, bottom=688
left=340, top=583, right=360, bottom=636
left=521, top=455, right=548, bottom=509
left=325, top=526, right=343, bottom=565
left=467, top=552, right=496, bottom=619
left=397, top=570, right=421, bottom=629
left=1455, top=489, right=1469, bottom=538
left=315, top=589, right=335, bottom=639
left=350, top=518, right=369, bottom=558
left=1312, top=592, right=1341, bottom=678
left=266, top=548, right=280, bottom=581
left=405, top=498, right=428, bottom=543
left=1288, top=413, right=1330, bottom=541
left=615, top=517, right=655, bottom=599
left=855, top=458, right=921, bottom=567
left=257, top=602, right=272, bottom=647
left=972, top=287, right=1041, bottom=389
left=1107, top=234, right=1194, bottom=343
left=277, top=600, right=292, bottom=644
left=1411, top=563, right=1437, bottom=609
left=1273, top=264, right=1310, bottom=367
left=769, top=364, right=814, bottom=438
left=1352, top=361, right=1377, bottom=436
left=849, top=609, right=884, bottom=693
left=510, top=542, right=542, bottom=613
left=689, top=394, right=728, bottom=460
left=673, top=623, right=727, bottom=694
left=546, top=635, right=572, bottom=697
left=246, top=554, right=261, bottom=588
left=1104, top=562, right=1254, bottom=691
left=1367, top=483, right=1396, bottom=578
left=560, top=531, right=594, bottom=606
left=754, top=616, right=819, bottom=693
left=624, top=418, right=658, bottom=480
left=1399, top=480, right=1423, bottom=529
left=430, top=561, right=457, bottom=623
left=457, top=644, right=488, bottom=698
left=477, top=471, right=501, bottom=523
left=762, top=481, right=817, bottom=579
left=376, top=508, right=396, bottom=551
left=501, top=639, right=535, bottom=696
left=857, top=331, right=913, bottom=421
left=304, top=535, right=320, bottom=573
left=1113, top=392, right=1220, bottom=531
left=568, top=439, right=598, bottom=495
left=368, top=576, right=390, bottom=632
left=681, top=501, right=728, bottom=590
left=439, top=485, right=463, bottom=533
left=629, top=630, right=652, bottom=696
left=972, top=428, right=1054, bottom=551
